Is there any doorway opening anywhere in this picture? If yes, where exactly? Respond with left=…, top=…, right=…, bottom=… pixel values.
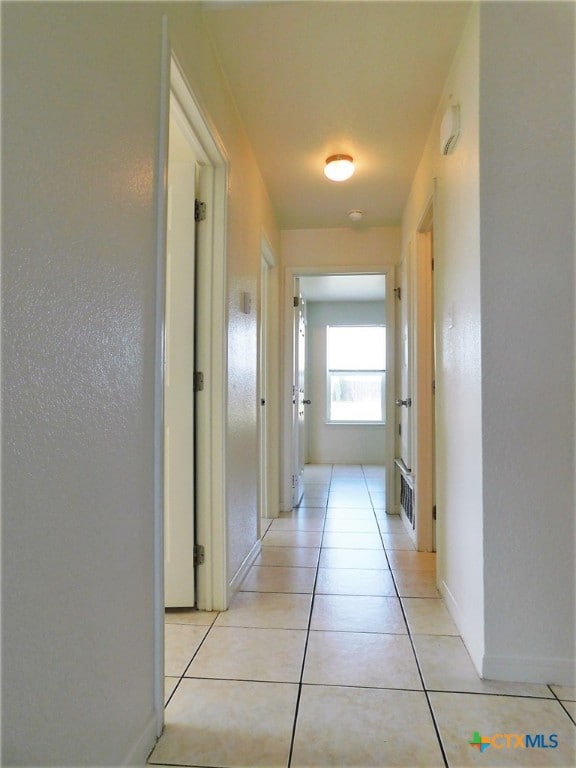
left=154, top=46, right=228, bottom=734
left=282, top=267, right=394, bottom=514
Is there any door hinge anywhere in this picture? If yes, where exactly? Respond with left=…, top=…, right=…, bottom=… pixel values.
left=398, top=423, right=402, bottom=437
left=193, top=371, right=204, bottom=392
left=194, top=199, right=207, bottom=222
left=193, top=544, right=205, bottom=566
left=293, top=296, right=300, bottom=307
left=431, top=257, right=435, bottom=271
left=394, top=287, right=401, bottom=300
left=432, top=505, right=437, bottom=521
left=292, top=474, right=296, bottom=489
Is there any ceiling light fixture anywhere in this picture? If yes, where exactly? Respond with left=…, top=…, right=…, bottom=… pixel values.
left=324, top=154, right=355, bottom=182
left=348, top=209, right=364, bottom=222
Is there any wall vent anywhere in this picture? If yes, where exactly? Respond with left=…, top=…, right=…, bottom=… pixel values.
left=400, top=474, right=415, bottom=529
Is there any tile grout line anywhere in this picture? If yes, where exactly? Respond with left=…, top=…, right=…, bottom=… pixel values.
left=369, top=465, right=450, bottom=768
left=286, top=464, right=333, bottom=768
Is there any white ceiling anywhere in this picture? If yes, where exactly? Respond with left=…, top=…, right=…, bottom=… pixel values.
left=201, top=1, right=470, bottom=229
left=300, top=274, right=386, bottom=302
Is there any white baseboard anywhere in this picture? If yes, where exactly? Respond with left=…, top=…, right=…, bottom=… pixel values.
left=483, top=654, right=576, bottom=686
left=123, top=712, right=158, bottom=766
left=228, top=539, right=261, bottom=600
left=439, top=577, right=484, bottom=675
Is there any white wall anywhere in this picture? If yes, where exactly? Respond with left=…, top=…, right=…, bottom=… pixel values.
left=401, top=8, right=484, bottom=669
left=2, top=3, right=279, bottom=765
left=306, top=301, right=387, bottom=464
left=480, top=2, right=575, bottom=684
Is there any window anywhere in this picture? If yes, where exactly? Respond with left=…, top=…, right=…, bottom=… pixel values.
left=326, top=325, right=386, bottom=424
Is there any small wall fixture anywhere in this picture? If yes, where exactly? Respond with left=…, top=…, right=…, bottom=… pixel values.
left=348, top=209, right=364, bottom=222
left=324, top=154, right=355, bottom=182
left=440, top=105, right=460, bottom=155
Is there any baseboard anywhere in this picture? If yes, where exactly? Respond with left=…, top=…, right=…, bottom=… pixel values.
left=123, top=712, right=158, bottom=766
left=228, top=539, right=261, bottom=600
left=483, top=653, right=576, bottom=686
left=439, top=577, right=483, bottom=675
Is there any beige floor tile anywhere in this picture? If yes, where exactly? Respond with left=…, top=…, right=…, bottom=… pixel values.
left=298, top=494, right=328, bottom=507
left=387, top=550, right=436, bottom=571
left=562, top=700, right=576, bottom=721
left=323, top=517, right=379, bottom=532
left=369, top=491, right=387, bottom=508
left=291, top=685, right=445, bottom=767
left=402, top=597, right=459, bottom=635
left=262, top=529, right=323, bottom=548
left=302, top=481, right=330, bottom=493
left=164, top=676, right=179, bottom=704
left=311, top=594, right=407, bottom=634
left=186, top=626, right=307, bottom=683
left=280, top=507, right=326, bottom=522
left=303, top=631, right=422, bottom=690
left=325, top=507, right=375, bottom=519
left=551, top=685, right=576, bottom=701
left=164, top=624, right=209, bottom=677
left=332, top=465, right=363, bottom=476
left=328, top=494, right=372, bottom=508
left=269, top=516, right=324, bottom=531
left=240, top=565, right=316, bottom=593
left=393, top=569, right=441, bottom=597
left=253, top=545, right=319, bottom=568
left=430, top=691, right=576, bottom=766
left=164, top=608, right=219, bottom=625
left=414, top=635, right=554, bottom=698
left=215, top=591, right=312, bottom=630
left=382, top=532, right=415, bottom=550
left=149, top=678, right=298, bottom=767
left=375, top=512, right=407, bottom=532
left=260, top=517, right=273, bottom=534
left=321, top=531, right=383, bottom=549
left=318, top=547, right=389, bottom=569
left=315, top=567, right=396, bottom=596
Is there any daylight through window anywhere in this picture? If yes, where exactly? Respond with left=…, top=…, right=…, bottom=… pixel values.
left=326, top=325, right=386, bottom=423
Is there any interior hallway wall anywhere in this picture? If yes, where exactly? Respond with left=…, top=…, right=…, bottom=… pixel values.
left=401, top=7, right=483, bottom=670
left=479, top=1, right=575, bottom=684
left=1, top=3, right=279, bottom=765
left=306, top=301, right=386, bottom=464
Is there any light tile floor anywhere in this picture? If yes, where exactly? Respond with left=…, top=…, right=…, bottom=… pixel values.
left=150, top=464, right=575, bottom=768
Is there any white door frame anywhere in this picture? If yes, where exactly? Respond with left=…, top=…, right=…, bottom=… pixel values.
left=154, top=33, right=229, bottom=734
left=281, top=265, right=395, bottom=512
left=413, top=200, right=435, bottom=552
left=258, top=237, right=276, bottom=524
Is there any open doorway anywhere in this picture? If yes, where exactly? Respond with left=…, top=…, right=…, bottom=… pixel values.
left=282, top=268, right=395, bottom=513
left=153, top=48, right=229, bottom=735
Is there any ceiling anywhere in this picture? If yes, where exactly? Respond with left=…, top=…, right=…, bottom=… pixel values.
left=201, top=1, right=470, bottom=229
left=300, top=274, right=386, bottom=302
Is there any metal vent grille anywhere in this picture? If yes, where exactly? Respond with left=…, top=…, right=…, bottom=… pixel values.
left=400, top=475, right=415, bottom=529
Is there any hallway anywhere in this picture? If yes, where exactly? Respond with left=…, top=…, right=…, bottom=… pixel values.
left=150, top=465, right=575, bottom=768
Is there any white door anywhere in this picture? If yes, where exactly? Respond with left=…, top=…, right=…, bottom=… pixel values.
left=292, top=288, right=306, bottom=506
left=164, top=110, right=198, bottom=607
left=397, top=255, right=413, bottom=472
left=258, top=255, right=270, bottom=527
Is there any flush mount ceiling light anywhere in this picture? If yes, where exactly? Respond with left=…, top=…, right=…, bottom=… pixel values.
left=324, top=154, right=355, bottom=182
left=348, top=209, right=364, bottom=222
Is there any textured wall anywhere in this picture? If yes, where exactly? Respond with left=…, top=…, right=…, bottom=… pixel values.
left=2, top=4, right=163, bottom=763
left=2, top=2, right=280, bottom=764
left=401, top=7, right=483, bottom=668
left=480, top=1, right=575, bottom=683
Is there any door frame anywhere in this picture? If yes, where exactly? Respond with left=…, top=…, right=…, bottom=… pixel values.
left=413, top=200, right=436, bottom=552
left=258, top=237, right=276, bottom=524
left=154, top=34, right=229, bottom=734
left=281, top=265, right=395, bottom=512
